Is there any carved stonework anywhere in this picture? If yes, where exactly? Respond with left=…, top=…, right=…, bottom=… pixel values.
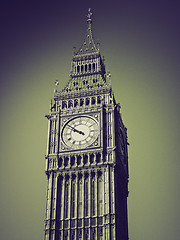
left=44, top=9, right=129, bottom=240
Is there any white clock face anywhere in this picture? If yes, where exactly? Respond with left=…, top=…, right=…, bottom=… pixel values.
left=61, top=116, right=99, bottom=149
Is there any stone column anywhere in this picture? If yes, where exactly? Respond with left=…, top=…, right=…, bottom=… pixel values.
left=74, top=172, right=78, bottom=239
left=61, top=174, right=65, bottom=240
left=81, top=171, right=85, bottom=239
left=68, top=174, right=72, bottom=219
left=94, top=169, right=98, bottom=240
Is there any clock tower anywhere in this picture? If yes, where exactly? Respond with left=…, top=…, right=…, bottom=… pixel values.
left=44, top=9, right=129, bottom=240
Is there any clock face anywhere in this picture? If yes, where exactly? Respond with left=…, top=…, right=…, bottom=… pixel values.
left=61, top=116, right=99, bottom=149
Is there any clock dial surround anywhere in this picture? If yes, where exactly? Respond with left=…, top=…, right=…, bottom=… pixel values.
left=61, top=116, right=99, bottom=149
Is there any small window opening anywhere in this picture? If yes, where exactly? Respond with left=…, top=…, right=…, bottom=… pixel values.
left=97, top=96, right=101, bottom=104
left=77, top=66, right=80, bottom=73
left=80, top=99, right=84, bottom=106
left=86, top=98, right=90, bottom=105
left=92, top=97, right=95, bottom=105
left=81, top=65, right=84, bottom=72
left=85, top=64, right=87, bottom=72
left=93, top=63, right=96, bottom=71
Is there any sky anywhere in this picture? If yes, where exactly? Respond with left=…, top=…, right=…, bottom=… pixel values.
left=0, top=0, right=180, bottom=240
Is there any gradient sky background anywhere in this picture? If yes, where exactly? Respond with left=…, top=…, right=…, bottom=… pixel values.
left=0, top=1, right=180, bottom=240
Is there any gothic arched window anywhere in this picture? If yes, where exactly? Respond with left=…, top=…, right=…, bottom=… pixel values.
left=98, top=175, right=103, bottom=216
left=62, top=101, right=67, bottom=109
left=85, top=177, right=89, bottom=216
left=85, top=64, right=87, bottom=72
left=97, top=96, right=101, bottom=104
left=64, top=157, right=69, bottom=167
left=77, top=65, right=80, bottom=73
left=68, top=100, right=73, bottom=108
left=78, top=179, right=82, bottom=217
left=93, top=63, right=96, bottom=71
left=83, top=154, right=88, bottom=164
left=96, top=152, right=101, bottom=163
left=90, top=153, right=94, bottom=164
left=77, top=155, right=82, bottom=165
left=86, top=98, right=90, bottom=106
left=89, top=63, right=91, bottom=72
left=70, top=156, right=75, bottom=166
left=64, top=180, right=69, bottom=218
left=92, top=229, right=96, bottom=240
left=91, top=179, right=95, bottom=216
left=74, top=99, right=78, bottom=107
left=58, top=176, right=63, bottom=218
left=85, top=229, right=89, bottom=240
left=91, top=97, right=96, bottom=105
left=71, top=180, right=76, bottom=218
left=58, top=157, right=63, bottom=167
left=80, top=98, right=84, bottom=106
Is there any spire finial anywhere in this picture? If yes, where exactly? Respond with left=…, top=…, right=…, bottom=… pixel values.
left=54, top=79, right=59, bottom=95
left=87, top=8, right=92, bottom=21
left=74, top=9, right=99, bottom=56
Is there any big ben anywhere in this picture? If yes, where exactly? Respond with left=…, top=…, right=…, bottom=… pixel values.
left=44, top=9, right=129, bottom=240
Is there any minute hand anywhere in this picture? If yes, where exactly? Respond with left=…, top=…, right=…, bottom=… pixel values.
left=67, top=125, right=85, bottom=135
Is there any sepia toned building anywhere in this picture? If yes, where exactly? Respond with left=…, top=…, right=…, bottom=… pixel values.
left=44, top=9, right=129, bottom=240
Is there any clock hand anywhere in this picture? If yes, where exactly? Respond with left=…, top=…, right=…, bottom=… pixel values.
left=73, top=127, right=84, bottom=135
left=73, top=128, right=85, bottom=135
left=67, top=124, right=77, bottom=132
left=67, top=125, right=85, bottom=135
left=78, top=130, right=85, bottom=135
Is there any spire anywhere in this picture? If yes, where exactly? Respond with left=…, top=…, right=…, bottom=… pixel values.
left=75, top=8, right=99, bottom=56
left=54, top=9, right=111, bottom=98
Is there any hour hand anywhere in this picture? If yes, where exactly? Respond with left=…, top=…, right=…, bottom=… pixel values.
left=78, top=130, right=85, bottom=135
left=74, top=128, right=85, bottom=135
left=67, top=125, right=85, bottom=135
